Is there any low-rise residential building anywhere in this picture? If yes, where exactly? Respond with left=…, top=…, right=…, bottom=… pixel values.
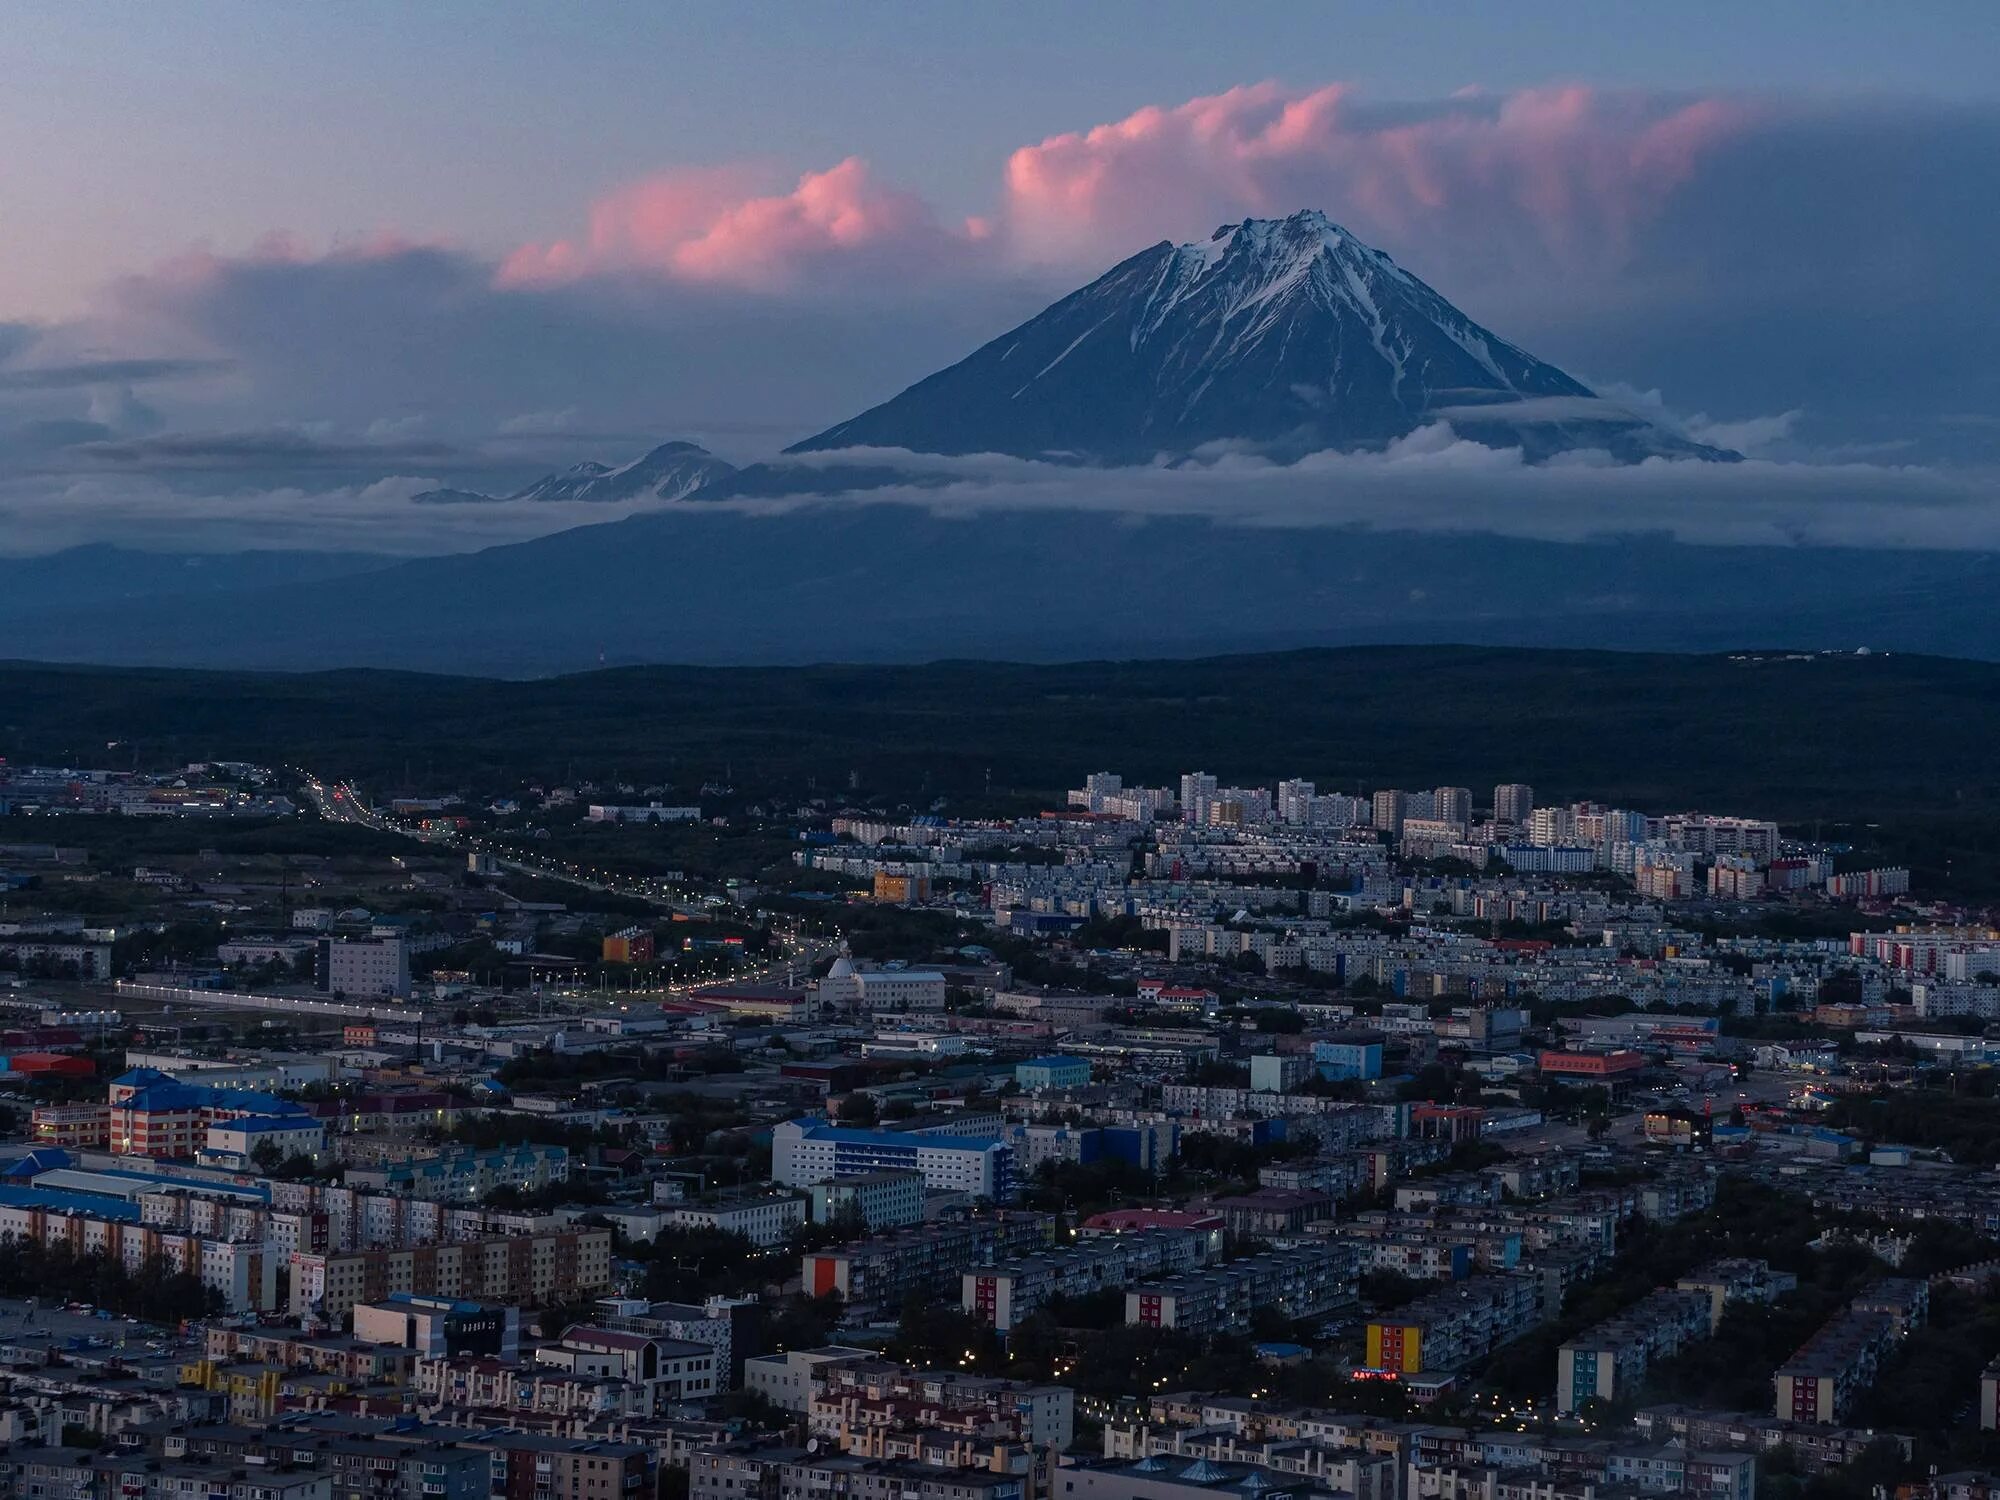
left=962, top=1227, right=1218, bottom=1332
left=1557, top=1289, right=1713, bottom=1413
left=345, top=1144, right=570, bottom=1200
left=744, top=1347, right=877, bottom=1413
left=801, top=1213, right=1054, bottom=1303
left=1365, top=1274, right=1546, bottom=1374
left=1125, top=1244, right=1358, bottom=1334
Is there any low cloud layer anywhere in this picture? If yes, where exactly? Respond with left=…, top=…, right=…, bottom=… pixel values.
left=0, top=471, right=681, bottom=558
left=5, top=426, right=1997, bottom=561
left=736, top=438, right=2000, bottom=554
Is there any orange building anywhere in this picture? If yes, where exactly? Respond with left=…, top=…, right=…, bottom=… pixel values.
left=872, top=871, right=933, bottom=904
left=603, top=927, right=656, bottom=964
left=1537, top=1049, right=1645, bottom=1079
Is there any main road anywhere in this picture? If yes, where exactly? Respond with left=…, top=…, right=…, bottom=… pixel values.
left=292, top=768, right=840, bottom=997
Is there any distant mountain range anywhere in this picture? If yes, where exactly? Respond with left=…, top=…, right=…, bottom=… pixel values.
left=5, top=211, right=1870, bottom=674
left=414, top=440, right=736, bottom=507
left=6, top=508, right=1999, bottom=675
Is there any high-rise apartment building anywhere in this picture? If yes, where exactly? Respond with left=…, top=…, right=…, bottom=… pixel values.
left=1277, top=779, right=1317, bottom=823
left=1432, top=787, right=1473, bottom=833
left=1179, top=772, right=1218, bottom=824
left=1372, top=789, right=1407, bottom=836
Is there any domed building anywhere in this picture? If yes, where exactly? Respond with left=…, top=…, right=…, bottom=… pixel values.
left=816, top=949, right=862, bottom=1009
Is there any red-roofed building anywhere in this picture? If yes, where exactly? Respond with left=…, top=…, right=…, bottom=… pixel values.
left=1079, top=1208, right=1227, bottom=1257
left=1539, top=1048, right=1646, bottom=1079
left=1411, top=1103, right=1484, bottom=1143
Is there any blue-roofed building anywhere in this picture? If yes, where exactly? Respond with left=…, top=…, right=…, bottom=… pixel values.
left=0, top=1182, right=142, bottom=1221
left=79, top=1074, right=318, bottom=1159
left=346, top=1143, right=568, bottom=1201
left=108, top=1066, right=175, bottom=1099
left=772, top=1118, right=1012, bottom=1199
left=25, top=1163, right=272, bottom=1205
left=2, top=1147, right=73, bottom=1179
left=1015, top=1055, right=1091, bottom=1091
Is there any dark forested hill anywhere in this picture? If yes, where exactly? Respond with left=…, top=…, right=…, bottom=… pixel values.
left=2, top=646, right=1993, bottom=832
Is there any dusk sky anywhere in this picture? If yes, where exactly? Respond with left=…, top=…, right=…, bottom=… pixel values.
left=3, top=2, right=1998, bottom=554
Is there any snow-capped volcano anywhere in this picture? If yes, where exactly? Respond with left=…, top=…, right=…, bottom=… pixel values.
left=790, top=210, right=1732, bottom=464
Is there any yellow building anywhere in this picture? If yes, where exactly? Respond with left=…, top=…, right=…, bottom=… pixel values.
left=872, top=871, right=933, bottom=904
left=1365, top=1320, right=1425, bottom=1374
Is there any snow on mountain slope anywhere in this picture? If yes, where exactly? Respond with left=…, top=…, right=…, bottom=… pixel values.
left=790, top=210, right=1733, bottom=464
left=413, top=441, right=738, bottom=507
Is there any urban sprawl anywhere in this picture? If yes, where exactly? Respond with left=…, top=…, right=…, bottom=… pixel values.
left=0, top=757, right=1994, bottom=1500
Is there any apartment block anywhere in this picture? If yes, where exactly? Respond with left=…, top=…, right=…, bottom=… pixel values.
left=345, top=1144, right=570, bottom=1201
left=690, top=1449, right=1024, bottom=1500
left=1125, top=1244, right=1358, bottom=1334
left=1365, top=1274, right=1546, bottom=1374
left=774, top=1119, right=1012, bottom=1199
left=462, top=1434, right=653, bottom=1500
left=811, top=1359, right=1075, bottom=1447
left=658, top=1189, right=806, bottom=1247
left=290, top=1227, right=613, bottom=1318
left=809, top=1169, right=926, bottom=1232
left=1557, top=1289, right=1713, bottom=1413
left=801, top=1213, right=1054, bottom=1303
left=0, top=1202, right=275, bottom=1311
left=1774, top=1311, right=1896, bottom=1424
left=963, top=1227, right=1217, bottom=1332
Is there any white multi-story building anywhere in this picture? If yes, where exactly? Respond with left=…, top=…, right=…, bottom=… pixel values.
left=1528, top=806, right=1576, bottom=847
left=814, top=956, right=946, bottom=1012
left=318, top=936, right=410, bottom=999
left=0, top=1202, right=275, bottom=1310
left=773, top=1119, right=1011, bottom=1199
left=1277, top=780, right=1317, bottom=825
left=584, top=803, right=701, bottom=823
left=1180, top=773, right=1218, bottom=825
left=808, top=1169, right=926, bottom=1231
left=1663, top=814, right=1781, bottom=862
left=1494, top=784, right=1535, bottom=825
left=199, top=1113, right=326, bottom=1169
left=659, top=1190, right=807, bottom=1247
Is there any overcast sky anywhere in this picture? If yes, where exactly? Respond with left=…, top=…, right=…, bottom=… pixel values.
left=1, top=2, right=1996, bottom=553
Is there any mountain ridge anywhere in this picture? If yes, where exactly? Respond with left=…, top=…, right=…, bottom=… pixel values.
left=414, top=439, right=737, bottom=506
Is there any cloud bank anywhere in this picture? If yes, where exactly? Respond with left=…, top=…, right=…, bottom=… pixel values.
left=5, top=427, right=1996, bottom=562
left=717, top=438, right=2000, bottom=555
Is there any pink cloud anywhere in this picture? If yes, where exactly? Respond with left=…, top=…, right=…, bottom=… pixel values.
left=1001, top=82, right=1755, bottom=275
left=498, top=158, right=981, bottom=291
left=150, top=81, right=1756, bottom=312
